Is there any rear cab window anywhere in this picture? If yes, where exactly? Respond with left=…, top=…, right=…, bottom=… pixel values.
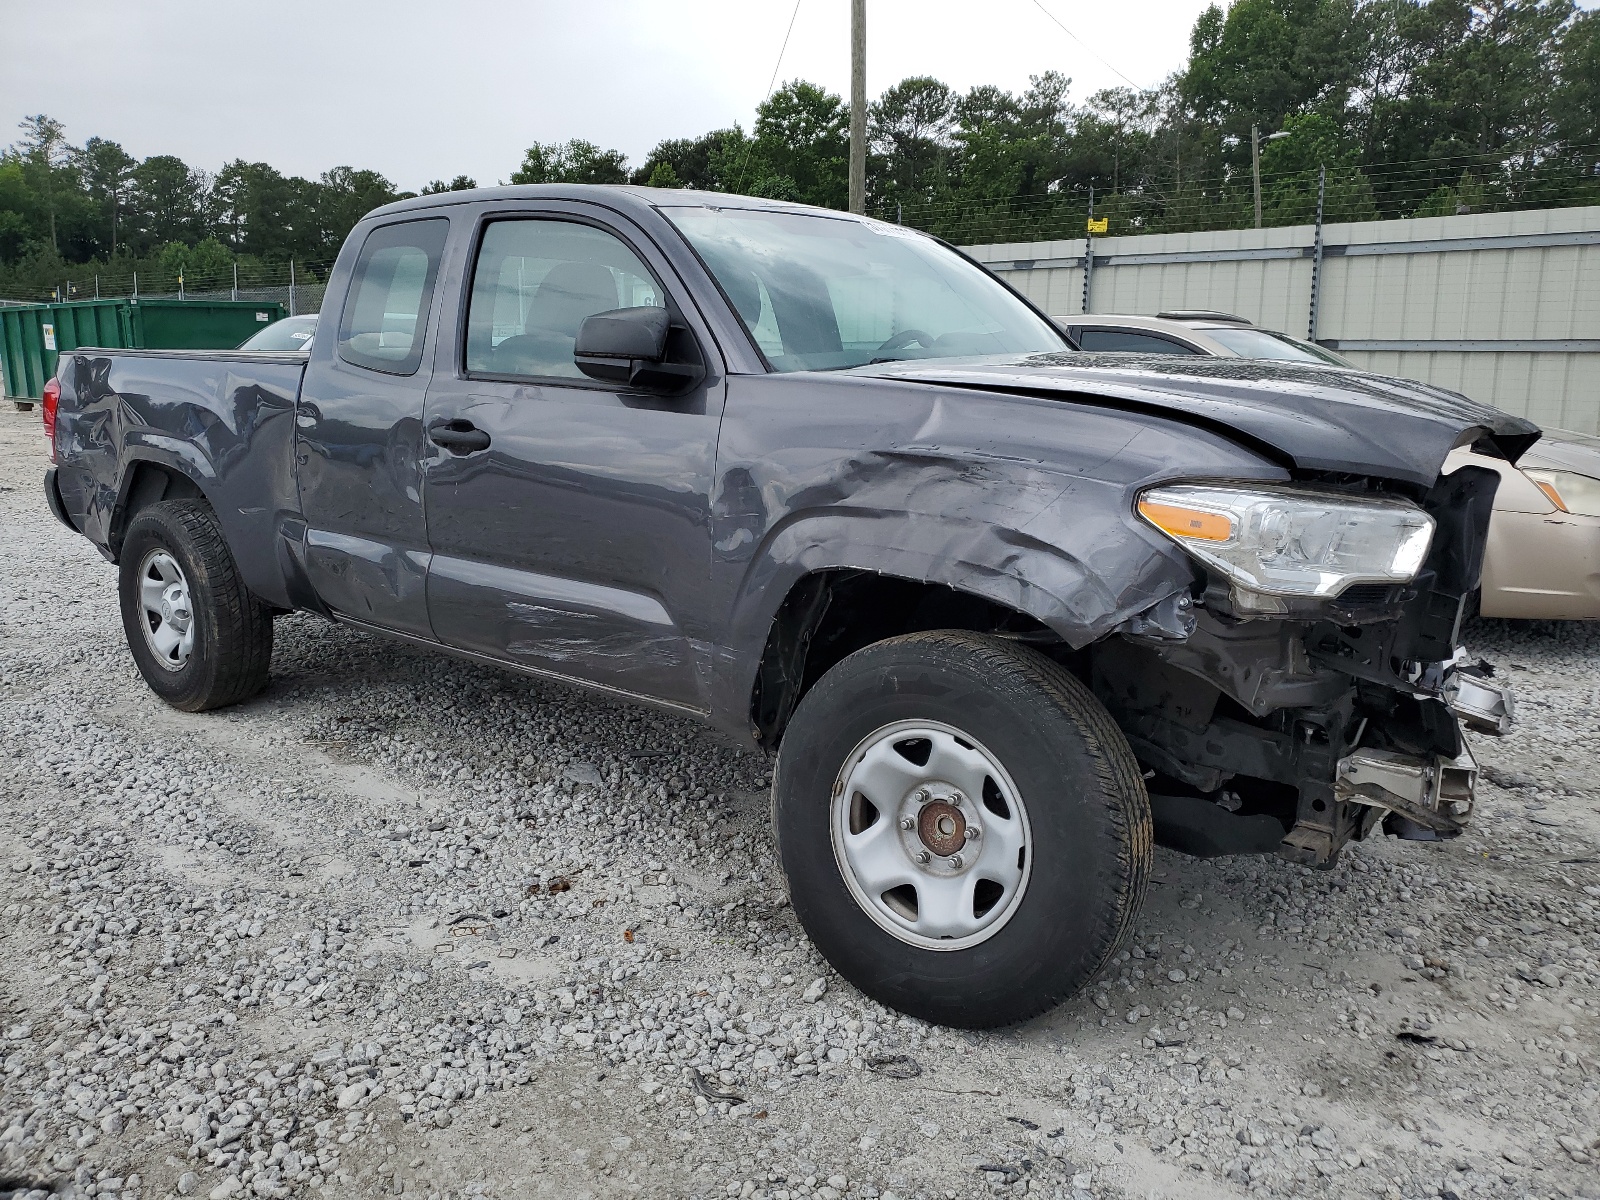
left=338, top=219, right=450, bottom=375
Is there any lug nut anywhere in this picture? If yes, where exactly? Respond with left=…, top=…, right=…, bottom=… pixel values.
left=947, top=853, right=964, bottom=869
left=949, top=792, right=963, bottom=806
left=964, top=827, right=980, bottom=841
left=914, top=850, right=931, bottom=865
left=914, top=788, right=931, bottom=804
left=899, top=817, right=915, bottom=830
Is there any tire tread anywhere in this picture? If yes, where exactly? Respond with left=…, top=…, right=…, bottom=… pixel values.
left=119, top=500, right=272, bottom=711
left=775, top=628, right=1152, bottom=1027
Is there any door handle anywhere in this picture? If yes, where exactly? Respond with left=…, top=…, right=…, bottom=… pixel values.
left=428, top=422, right=491, bottom=453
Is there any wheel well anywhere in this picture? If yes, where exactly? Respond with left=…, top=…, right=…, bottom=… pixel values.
left=750, top=570, right=1057, bottom=748
left=111, top=463, right=206, bottom=560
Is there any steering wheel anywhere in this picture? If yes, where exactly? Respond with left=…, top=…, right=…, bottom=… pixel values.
left=876, top=328, right=938, bottom=353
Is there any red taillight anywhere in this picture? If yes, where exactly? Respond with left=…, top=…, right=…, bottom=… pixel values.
left=42, top=377, right=60, bottom=463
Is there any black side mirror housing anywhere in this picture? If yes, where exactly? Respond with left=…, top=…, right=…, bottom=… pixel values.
left=575, top=307, right=704, bottom=392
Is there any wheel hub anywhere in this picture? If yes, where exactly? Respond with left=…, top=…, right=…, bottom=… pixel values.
left=830, top=720, right=1032, bottom=952
left=159, top=583, right=191, bottom=627
left=136, top=549, right=196, bottom=670
left=917, top=800, right=967, bottom=858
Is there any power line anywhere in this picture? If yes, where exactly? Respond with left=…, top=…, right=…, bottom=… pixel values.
left=734, top=0, right=805, bottom=194
left=1025, top=0, right=1148, bottom=93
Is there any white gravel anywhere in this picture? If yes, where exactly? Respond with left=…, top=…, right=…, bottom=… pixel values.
left=1, top=406, right=1597, bottom=1200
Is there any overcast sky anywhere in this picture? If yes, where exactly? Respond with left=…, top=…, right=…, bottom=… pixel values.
left=3, top=0, right=1221, bottom=190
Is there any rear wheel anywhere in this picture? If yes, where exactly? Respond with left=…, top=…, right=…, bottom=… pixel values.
left=118, top=500, right=273, bottom=711
left=773, top=630, right=1151, bottom=1028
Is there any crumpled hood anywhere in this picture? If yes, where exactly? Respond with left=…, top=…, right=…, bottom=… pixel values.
left=855, top=352, right=1541, bottom=487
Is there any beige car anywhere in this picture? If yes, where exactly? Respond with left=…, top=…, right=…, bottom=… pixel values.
left=1055, top=311, right=1600, bottom=619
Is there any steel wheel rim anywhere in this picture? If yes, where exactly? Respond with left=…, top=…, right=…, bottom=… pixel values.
left=136, top=548, right=195, bottom=671
left=830, top=719, right=1032, bottom=952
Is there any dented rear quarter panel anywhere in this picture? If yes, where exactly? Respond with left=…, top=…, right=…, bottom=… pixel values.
left=52, top=348, right=306, bottom=607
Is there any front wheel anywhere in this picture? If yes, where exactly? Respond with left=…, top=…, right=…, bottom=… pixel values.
left=773, top=630, right=1151, bottom=1028
left=118, top=500, right=273, bottom=711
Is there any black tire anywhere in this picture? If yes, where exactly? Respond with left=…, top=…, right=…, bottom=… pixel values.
left=14, top=401, right=34, bottom=412
left=118, top=500, right=273, bottom=712
left=773, top=630, right=1150, bottom=1028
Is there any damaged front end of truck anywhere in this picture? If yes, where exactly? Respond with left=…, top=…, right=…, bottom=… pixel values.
left=1094, top=461, right=1512, bottom=868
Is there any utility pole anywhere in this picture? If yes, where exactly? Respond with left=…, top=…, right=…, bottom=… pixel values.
left=289, top=259, right=297, bottom=317
left=849, top=0, right=866, bottom=215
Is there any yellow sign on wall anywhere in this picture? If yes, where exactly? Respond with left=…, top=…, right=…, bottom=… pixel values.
left=1087, top=217, right=1109, bottom=235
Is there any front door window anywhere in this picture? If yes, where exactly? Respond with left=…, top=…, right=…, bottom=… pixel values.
left=465, top=220, right=664, bottom=381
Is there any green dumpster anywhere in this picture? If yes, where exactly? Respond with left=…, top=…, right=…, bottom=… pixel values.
left=0, top=297, right=287, bottom=410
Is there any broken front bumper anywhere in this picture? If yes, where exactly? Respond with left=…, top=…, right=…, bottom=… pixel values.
left=1335, top=745, right=1477, bottom=837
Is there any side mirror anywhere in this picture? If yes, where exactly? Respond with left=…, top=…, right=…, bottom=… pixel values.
left=575, top=306, right=704, bottom=392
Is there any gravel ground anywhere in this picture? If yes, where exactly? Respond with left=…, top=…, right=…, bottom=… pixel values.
left=1, top=404, right=1597, bottom=1200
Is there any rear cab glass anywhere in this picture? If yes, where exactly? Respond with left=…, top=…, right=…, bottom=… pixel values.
left=338, top=219, right=450, bottom=375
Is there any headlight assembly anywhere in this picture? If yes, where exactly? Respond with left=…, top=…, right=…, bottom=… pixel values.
left=1138, top=483, right=1435, bottom=609
left=1522, top=468, right=1600, bottom=519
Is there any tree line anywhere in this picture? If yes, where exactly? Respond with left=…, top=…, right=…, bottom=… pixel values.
left=3, top=0, right=1596, bottom=299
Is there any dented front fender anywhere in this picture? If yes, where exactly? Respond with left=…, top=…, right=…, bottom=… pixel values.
left=703, top=373, right=1290, bottom=738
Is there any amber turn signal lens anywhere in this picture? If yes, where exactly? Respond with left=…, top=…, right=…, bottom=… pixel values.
left=1531, top=478, right=1570, bottom=513
left=1138, top=499, right=1234, bottom=542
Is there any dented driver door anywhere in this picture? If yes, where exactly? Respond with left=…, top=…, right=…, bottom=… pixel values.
left=419, top=205, right=724, bottom=712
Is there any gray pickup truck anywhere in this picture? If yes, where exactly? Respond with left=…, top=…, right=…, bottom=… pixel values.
left=42, top=185, right=1528, bottom=1027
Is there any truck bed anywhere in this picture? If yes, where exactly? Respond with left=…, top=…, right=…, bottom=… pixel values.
left=51, top=347, right=308, bottom=609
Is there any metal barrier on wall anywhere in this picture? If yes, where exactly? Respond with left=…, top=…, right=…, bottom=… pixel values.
left=965, top=205, right=1600, bottom=435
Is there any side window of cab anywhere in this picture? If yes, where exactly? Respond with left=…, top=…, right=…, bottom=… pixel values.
left=1077, top=328, right=1199, bottom=355
left=463, top=219, right=665, bottom=381
left=337, top=218, right=450, bottom=375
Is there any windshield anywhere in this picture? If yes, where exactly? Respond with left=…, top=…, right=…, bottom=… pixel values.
left=1204, top=325, right=1353, bottom=367
left=663, top=206, right=1067, bottom=371
left=238, top=315, right=317, bottom=351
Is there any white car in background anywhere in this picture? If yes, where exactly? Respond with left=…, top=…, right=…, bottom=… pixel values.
left=1055, top=311, right=1600, bottom=621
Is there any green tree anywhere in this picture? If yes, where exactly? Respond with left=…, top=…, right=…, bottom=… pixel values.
left=1257, top=111, right=1378, bottom=222
left=73, top=137, right=137, bottom=257
left=130, top=155, right=207, bottom=252
left=421, top=175, right=477, bottom=194
left=0, top=157, right=31, bottom=263
left=159, top=236, right=235, bottom=286
left=1179, top=0, right=1370, bottom=162
left=15, top=114, right=68, bottom=253
left=644, top=161, right=682, bottom=188
left=1555, top=9, right=1600, bottom=151
left=870, top=76, right=958, bottom=212
left=511, top=139, right=629, bottom=185
left=212, top=160, right=306, bottom=259
left=314, top=167, right=399, bottom=253
left=749, top=81, right=850, bottom=207
left=632, top=128, right=749, bottom=191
